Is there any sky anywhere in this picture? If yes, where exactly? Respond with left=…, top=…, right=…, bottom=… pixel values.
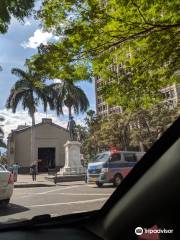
left=0, top=3, right=95, bottom=146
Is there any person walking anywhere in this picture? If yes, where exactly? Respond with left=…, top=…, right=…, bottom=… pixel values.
left=30, top=162, right=37, bottom=181
left=12, top=163, right=20, bottom=182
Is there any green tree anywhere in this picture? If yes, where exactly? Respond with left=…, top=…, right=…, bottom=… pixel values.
left=85, top=110, right=96, bottom=127
left=0, top=154, right=8, bottom=164
left=81, top=103, right=179, bottom=158
left=29, top=42, right=91, bottom=83
left=37, top=0, right=180, bottom=110
left=81, top=110, right=101, bottom=162
left=6, top=67, right=55, bottom=125
left=0, top=0, right=35, bottom=33
left=129, top=102, right=180, bottom=150
left=0, top=129, right=6, bottom=148
left=52, top=81, right=89, bottom=120
left=0, top=1, right=35, bottom=71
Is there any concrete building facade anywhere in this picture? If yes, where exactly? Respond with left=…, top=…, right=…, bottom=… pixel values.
left=95, top=76, right=122, bottom=117
left=161, top=83, right=180, bottom=108
left=95, top=74, right=180, bottom=117
left=7, top=118, right=68, bottom=173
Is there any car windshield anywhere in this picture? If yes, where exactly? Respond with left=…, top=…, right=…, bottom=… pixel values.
left=95, top=153, right=110, bottom=162
left=0, top=0, right=179, bottom=226
left=0, top=165, right=5, bottom=171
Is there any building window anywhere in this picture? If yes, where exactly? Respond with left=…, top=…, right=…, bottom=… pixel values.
left=176, top=87, right=180, bottom=95
left=103, top=105, right=107, bottom=111
left=97, top=98, right=102, bottom=104
left=98, top=106, right=103, bottom=113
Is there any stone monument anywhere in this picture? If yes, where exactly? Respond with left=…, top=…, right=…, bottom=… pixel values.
left=60, top=117, right=84, bottom=175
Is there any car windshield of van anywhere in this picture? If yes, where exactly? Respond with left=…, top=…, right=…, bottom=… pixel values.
left=95, top=153, right=110, bottom=162
left=0, top=0, right=179, bottom=226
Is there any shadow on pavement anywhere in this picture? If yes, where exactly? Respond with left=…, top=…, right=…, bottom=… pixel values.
left=0, top=203, right=29, bottom=217
left=91, top=185, right=115, bottom=189
left=56, top=183, right=86, bottom=186
left=14, top=183, right=55, bottom=188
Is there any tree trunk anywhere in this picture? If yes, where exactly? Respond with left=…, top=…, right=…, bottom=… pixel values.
left=31, top=112, right=35, bottom=126
left=31, top=112, right=35, bottom=165
left=139, top=141, right=145, bottom=152
left=68, top=106, right=72, bottom=120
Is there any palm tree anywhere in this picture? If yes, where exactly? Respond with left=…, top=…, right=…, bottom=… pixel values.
left=6, top=68, right=55, bottom=125
left=0, top=136, right=6, bottom=148
left=52, top=80, right=89, bottom=119
left=0, top=125, right=6, bottom=148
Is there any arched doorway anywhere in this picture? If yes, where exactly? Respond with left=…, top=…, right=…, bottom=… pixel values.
left=38, top=147, right=55, bottom=172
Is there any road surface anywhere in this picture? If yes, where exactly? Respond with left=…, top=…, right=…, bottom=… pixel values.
left=0, top=181, right=115, bottom=224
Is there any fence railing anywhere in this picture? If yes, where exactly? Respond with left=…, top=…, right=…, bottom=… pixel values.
left=48, top=167, right=87, bottom=176
left=59, top=167, right=86, bottom=176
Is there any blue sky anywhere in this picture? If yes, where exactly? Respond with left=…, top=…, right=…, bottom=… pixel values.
left=0, top=6, right=95, bottom=142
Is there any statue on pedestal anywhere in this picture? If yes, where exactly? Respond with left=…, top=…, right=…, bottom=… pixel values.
left=67, top=116, right=77, bottom=141
left=60, top=117, right=84, bottom=176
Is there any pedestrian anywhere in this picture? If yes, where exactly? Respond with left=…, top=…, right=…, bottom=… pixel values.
left=30, top=162, right=37, bottom=181
left=8, top=165, right=13, bottom=173
left=12, top=163, right=20, bottom=182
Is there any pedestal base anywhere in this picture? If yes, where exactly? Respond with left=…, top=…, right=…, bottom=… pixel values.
left=59, top=141, right=85, bottom=176
left=59, top=167, right=85, bottom=176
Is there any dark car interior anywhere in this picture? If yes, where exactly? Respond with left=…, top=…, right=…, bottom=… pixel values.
left=0, top=117, right=179, bottom=239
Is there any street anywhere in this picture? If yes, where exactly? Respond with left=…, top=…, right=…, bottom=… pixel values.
left=0, top=181, right=115, bottom=224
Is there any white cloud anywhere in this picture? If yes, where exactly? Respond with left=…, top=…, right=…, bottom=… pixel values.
left=0, top=109, right=84, bottom=142
left=53, top=79, right=62, bottom=84
left=21, top=28, right=53, bottom=49
left=0, top=109, right=66, bottom=141
left=24, top=20, right=31, bottom=26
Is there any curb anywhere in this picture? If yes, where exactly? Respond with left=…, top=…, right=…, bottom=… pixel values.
left=45, top=175, right=85, bottom=183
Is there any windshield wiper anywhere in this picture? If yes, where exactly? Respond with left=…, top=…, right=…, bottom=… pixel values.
left=0, top=214, right=51, bottom=230
left=0, top=210, right=99, bottom=231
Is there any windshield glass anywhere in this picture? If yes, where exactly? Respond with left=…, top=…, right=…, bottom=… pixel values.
left=0, top=164, right=6, bottom=171
left=0, top=0, right=179, bottom=225
left=95, top=153, right=110, bottom=162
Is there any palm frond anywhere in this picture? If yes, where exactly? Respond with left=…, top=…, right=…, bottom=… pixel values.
left=52, top=80, right=89, bottom=116
left=0, top=139, right=6, bottom=148
left=11, top=68, right=28, bottom=79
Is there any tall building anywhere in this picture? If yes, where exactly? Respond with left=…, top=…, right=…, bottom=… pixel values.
left=161, top=83, right=180, bottom=108
left=95, top=73, right=180, bottom=117
left=95, top=76, right=122, bottom=117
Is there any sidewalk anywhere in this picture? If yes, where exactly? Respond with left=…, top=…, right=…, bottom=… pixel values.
left=14, top=174, right=55, bottom=188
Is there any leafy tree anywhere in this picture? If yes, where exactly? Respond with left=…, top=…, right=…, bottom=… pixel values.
left=84, top=110, right=97, bottom=131
left=52, top=80, right=89, bottom=119
left=29, top=43, right=91, bottom=83
left=129, top=102, right=180, bottom=150
left=6, top=67, right=55, bottom=125
left=0, top=0, right=35, bottom=33
left=80, top=110, right=102, bottom=162
left=80, top=103, right=179, bottom=160
left=0, top=139, right=6, bottom=149
left=27, top=44, right=91, bottom=120
left=0, top=154, right=8, bottom=164
left=75, top=124, right=88, bottom=142
left=37, top=0, right=180, bottom=110
left=0, top=1, right=35, bottom=71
